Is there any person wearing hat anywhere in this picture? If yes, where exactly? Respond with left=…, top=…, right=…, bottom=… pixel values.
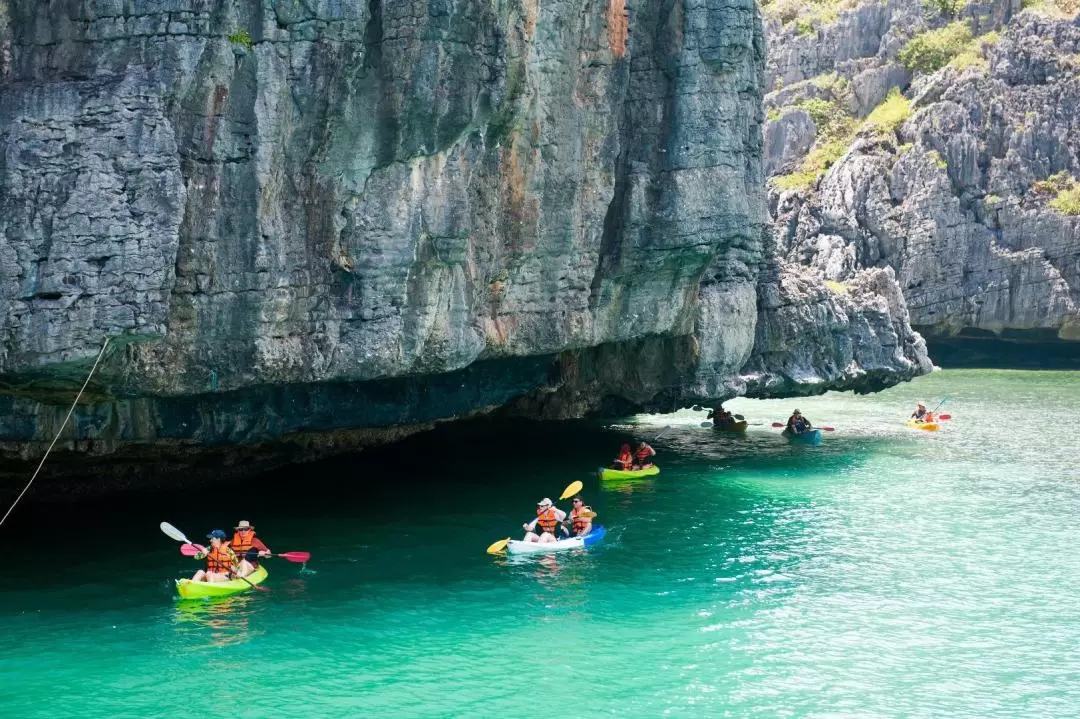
left=523, top=497, right=568, bottom=544
left=231, top=520, right=272, bottom=578
left=566, top=495, right=596, bottom=537
left=784, top=408, right=812, bottom=436
left=190, top=530, right=239, bottom=583
left=910, top=402, right=932, bottom=422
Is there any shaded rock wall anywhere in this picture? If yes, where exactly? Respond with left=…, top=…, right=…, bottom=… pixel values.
left=0, top=0, right=929, bottom=483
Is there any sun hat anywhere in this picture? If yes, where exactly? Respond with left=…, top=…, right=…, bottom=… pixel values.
left=235, top=520, right=254, bottom=530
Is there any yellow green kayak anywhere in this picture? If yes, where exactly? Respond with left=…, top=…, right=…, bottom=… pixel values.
left=175, top=565, right=268, bottom=599
left=599, top=465, right=660, bottom=480
left=906, top=419, right=939, bottom=432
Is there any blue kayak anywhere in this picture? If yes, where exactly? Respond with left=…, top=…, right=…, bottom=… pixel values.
left=783, top=428, right=822, bottom=446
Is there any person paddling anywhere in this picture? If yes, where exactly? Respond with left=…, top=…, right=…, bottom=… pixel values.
left=910, top=402, right=934, bottom=422
left=523, top=497, right=567, bottom=544
left=708, top=405, right=736, bottom=428
left=566, top=495, right=595, bottom=537
left=231, top=520, right=271, bottom=578
left=632, top=441, right=656, bottom=470
left=613, top=443, right=634, bottom=471
left=785, top=409, right=812, bottom=436
left=191, top=530, right=239, bottom=583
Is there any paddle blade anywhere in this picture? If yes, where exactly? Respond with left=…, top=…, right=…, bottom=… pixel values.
left=179, top=543, right=204, bottom=557
left=821, top=426, right=836, bottom=431
left=578, top=510, right=597, bottom=519
left=771, top=422, right=784, bottom=428
left=734, top=414, right=745, bottom=421
left=691, top=405, right=704, bottom=412
left=938, top=414, right=951, bottom=420
left=276, top=551, right=311, bottom=563
left=160, top=522, right=190, bottom=544
left=700, top=421, right=713, bottom=428
left=486, top=538, right=510, bottom=555
left=559, top=480, right=584, bottom=500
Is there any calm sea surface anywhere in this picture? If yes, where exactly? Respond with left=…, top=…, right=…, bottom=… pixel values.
left=2, top=369, right=1079, bottom=717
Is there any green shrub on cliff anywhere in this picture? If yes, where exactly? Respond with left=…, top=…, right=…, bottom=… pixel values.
left=864, top=89, right=912, bottom=138
left=899, top=21, right=974, bottom=73
left=1042, top=175, right=1080, bottom=215
left=228, top=29, right=254, bottom=50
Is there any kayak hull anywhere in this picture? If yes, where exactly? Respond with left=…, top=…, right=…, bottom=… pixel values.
left=175, top=564, right=268, bottom=599
left=783, top=428, right=823, bottom=446
left=598, top=465, right=660, bottom=480
left=507, top=526, right=606, bottom=555
left=907, top=420, right=940, bottom=432
left=714, top=420, right=748, bottom=433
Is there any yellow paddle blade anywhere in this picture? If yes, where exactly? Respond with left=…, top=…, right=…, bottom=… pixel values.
left=578, top=510, right=597, bottom=519
left=486, top=538, right=510, bottom=554
left=559, top=480, right=583, bottom=500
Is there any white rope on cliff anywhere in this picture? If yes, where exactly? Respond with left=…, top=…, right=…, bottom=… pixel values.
left=0, top=336, right=111, bottom=529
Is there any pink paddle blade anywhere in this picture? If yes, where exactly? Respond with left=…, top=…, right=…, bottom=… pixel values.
left=179, top=543, right=206, bottom=556
left=938, top=414, right=951, bottom=420
left=276, top=551, right=311, bottom=563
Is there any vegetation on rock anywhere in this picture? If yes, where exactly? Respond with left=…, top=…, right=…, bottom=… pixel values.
left=898, top=21, right=974, bottom=73
left=863, top=89, right=912, bottom=138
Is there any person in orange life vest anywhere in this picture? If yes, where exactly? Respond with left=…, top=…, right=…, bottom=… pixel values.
left=911, top=402, right=934, bottom=422
left=632, top=441, right=656, bottom=470
left=567, top=496, right=595, bottom=537
left=523, top=497, right=567, bottom=543
left=191, top=530, right=239, bottom=583
left=613, top=444, right=633, bottom=470
left=231, top=520, right=271, bottom=578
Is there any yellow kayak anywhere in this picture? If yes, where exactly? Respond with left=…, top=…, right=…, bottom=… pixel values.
left=175, top=565, right=268, bottom=599
left=599, top=465, right=660, bottom=480
left=906, top=419, right=939, bottom=432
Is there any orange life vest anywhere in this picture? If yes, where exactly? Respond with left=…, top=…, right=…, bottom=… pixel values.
left=616, top=450, right=633, bottom=468
left=536, top=507, right=559, bottom=534
left=571, top=507, right=592, bottom=535
left=231, top=531, right=256, bottom=553
left=635, top=445, right=652, bottom=461
left=205, top=545, right=237, bottom=575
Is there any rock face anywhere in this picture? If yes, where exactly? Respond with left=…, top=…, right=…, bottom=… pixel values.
left=762, top=0, right=1080, bottom=356
left=0, top=0, right=929, bottom=484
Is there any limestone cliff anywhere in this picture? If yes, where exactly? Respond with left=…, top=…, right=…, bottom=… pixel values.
left=762, top=0, right=1080, bottom=360
left=0, top=0, right=928, bottom=483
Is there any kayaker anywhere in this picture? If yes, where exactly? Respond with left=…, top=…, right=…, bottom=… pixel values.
left=709, top=405, right=736, bottom=428
left=191, top=530, right=239, bottom=583
left=523, top=498, right=567, bottom=543
left=632, top=441, right=656, bottom=469
left=231, top=520, right=271, bottom=578
left=911, top=402, right=933, bottom=422
left=785, top=409, right=812, bottom=435
left=613, top=444, right=633, bottom=470
left=567, top=496, right=594, bottom=537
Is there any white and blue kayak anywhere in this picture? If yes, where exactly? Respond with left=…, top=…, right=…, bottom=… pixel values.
left=506, top=526, right=606, bottom=555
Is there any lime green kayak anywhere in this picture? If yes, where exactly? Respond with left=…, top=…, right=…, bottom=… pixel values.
left=175, top=564, right=268, bottom=599
left=599, top=465, right=660, bottom=480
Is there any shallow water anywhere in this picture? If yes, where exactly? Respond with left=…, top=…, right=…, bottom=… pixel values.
left=2, top=369, right=1080, bottom=716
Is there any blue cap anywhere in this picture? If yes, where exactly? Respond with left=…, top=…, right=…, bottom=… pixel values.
left=207, top=529, right=227, bottom=540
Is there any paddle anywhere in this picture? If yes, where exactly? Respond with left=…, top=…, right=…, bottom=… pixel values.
left=486, top=481, right=583, bottom=554
left=179, top=544, right=311, bottom=563
left=771, top=422, right=835, bottom=431
left=161, top=522, right=268, bottom=592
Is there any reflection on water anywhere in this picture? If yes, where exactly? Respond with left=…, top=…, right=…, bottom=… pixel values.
left=171, top=594, right=266, bottom=649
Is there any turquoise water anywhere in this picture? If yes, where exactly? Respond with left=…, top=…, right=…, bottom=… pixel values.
left=3, top=369, right=1080, bottom=716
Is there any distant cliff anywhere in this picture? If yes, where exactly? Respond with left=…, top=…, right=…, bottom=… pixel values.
left=762, top=0, right=1080, bottom=362
left=0, top=0, right=928, bottom=484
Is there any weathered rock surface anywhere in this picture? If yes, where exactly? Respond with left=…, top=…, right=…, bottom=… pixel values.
left=763, top=1, right=1080, bottom=355
left=0, top=0, right=929, bottom=484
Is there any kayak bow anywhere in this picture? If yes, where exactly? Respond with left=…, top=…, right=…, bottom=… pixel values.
left=714, top=420, right=748, bottom=433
